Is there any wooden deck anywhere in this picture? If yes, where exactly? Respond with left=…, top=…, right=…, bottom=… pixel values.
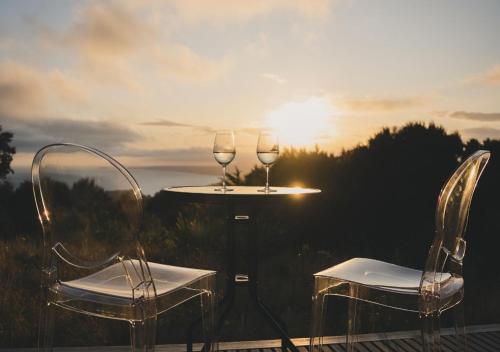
left=3, top=324, right=499, bottom=352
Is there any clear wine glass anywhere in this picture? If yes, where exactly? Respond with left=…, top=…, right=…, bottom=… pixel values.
left=213, top=131, right=236, bottom=192
left=257, top=131, right=279, bottom=193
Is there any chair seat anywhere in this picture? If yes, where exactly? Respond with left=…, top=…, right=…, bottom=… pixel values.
left=61, top=260, right=215, bottom=299
left=315, top=258, right=454, bottom=292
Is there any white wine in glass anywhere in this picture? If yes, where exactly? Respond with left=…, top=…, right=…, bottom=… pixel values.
left=257, top=131, right=279, bottom=193
left=213, top=131, right=235, bottom=192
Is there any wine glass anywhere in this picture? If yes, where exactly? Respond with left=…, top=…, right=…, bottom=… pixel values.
left=257, top=131, right=279, bottom=193
left=213, top=131, right=236, bottom=192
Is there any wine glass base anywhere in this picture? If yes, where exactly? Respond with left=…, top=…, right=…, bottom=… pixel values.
left=214, top=187, right=234, bottom=192
left=257, top=188, right=277, bottom=193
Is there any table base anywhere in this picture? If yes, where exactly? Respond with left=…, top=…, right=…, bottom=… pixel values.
left=186, top=205, right=299, bottom=352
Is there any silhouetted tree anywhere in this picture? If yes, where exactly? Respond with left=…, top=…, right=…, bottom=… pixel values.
left=0, top=125, right=15, bottom=180
left=2, top=121, right=500, bottom=346
left=241, top=123, right=466, bottom=265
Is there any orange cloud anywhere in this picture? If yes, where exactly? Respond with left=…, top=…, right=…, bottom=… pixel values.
left=152, top=44, right=233, bottom=82
left=461, top=127, right=500, bottom=140
left=0, top=61, right=87, bottom=117
left=52, top=1, right=232, bottom=83
left=337, top=96, right=425, bottom=112
left=67, top=2, right=153, bottom=58
left=434, top=110, right=500, bottom=122
left=478, top=65, right=500, bottom=84
left=468, top=64, right=500, bottom=85
left=0, top=61, right=45, bottom=117
left=142, top=119, right=215, bottom=133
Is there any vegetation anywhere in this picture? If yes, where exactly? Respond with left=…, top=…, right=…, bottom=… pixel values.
left=0, top=125, right=15, bottom=181
left=1, top=122, right=500, bottom=347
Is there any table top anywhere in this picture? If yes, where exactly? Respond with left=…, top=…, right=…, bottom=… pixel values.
left=163, top=185, right=321, bottom=203
left=165, top=185, right=320, bottom=195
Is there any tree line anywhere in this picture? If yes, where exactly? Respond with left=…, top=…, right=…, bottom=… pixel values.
left=1, top=122, right=499, bottom=346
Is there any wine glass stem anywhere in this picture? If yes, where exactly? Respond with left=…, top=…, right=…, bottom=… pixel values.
left=222, top=165, right=227, bottom=190
left=265, top=165, right=269, bottom=191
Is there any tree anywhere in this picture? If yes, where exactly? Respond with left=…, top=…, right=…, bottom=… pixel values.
left=0, top=125, right=15, bottom=180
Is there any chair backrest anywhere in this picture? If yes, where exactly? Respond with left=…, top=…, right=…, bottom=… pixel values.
left=420, top=150, right=490, bottom=303
left=32, top=143, right=155, bottom=299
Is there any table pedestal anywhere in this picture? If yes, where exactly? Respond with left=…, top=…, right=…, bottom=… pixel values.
left=187, top=203, right=299, bottom=352
left=163, top=186, right=320, bottom=352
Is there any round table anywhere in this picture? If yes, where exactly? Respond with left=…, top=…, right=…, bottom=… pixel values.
left=165, top=185, right=320, bottom=202
left=163, top=186, right=321, bottom=352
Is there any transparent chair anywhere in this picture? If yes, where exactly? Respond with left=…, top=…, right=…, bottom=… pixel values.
left=310, top=150, right=490, bottom=352
left=32, top=143, right=216, bottom=352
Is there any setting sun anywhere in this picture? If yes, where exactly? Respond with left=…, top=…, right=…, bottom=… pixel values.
left=265, top=97, right=334, bottom=147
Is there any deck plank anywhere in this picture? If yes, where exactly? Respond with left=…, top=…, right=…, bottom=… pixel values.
left=391, top=339, right=419, bottom=352
left=354, top=342, right=372, bottom=352
left=440, top=336, right=460, bottom=352
left=327, top=344, right=345, bottom=352
left=359, top=341, right=383, bottom=351
left=468, top=333, right=498, bottom=352
left=372, top=340, right=394, bottom=352
left=2, top=324, right=500, bottom=352
left=478, top=331, right=500, bottom=347
left=483, top=331, right=500, bottom=344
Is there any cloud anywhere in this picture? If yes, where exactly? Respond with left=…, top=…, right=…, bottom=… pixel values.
left=142, top=119, right=195, bottom=128
left=166, top=0, right=332, bottom=23
left=0, top=61, right=87, bottom=117
left=47, top=1, right=232, bottom=83
left=469, top=64, right=500, bottom=85
left=337, top=96, right=425, bottom=112
left=3, top=114, right=218, bottom=167
left=434, top=110, right=500, bottom=122
left=2, top=115, right=140, bottom=153
left=119, top=146, right=212, bottom=161
left=152, top=44, right=233, bottom=81
left=65, top=2, right=153, bottom=58
left=260, top=73, right=286, bottom=84
left=47, top=70, right=88, bottom=104
left=142, top=119, right=264, bottom=136
left=461, top=127, right=500, bottom=140
left=43, top=0, right=329, bottom=83
left=141, top=119, right=215, bottom=133
left=0, top=61, right=45, bottom=117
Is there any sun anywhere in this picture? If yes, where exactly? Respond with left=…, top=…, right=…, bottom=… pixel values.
left=265, top=97, right=334, bottom=147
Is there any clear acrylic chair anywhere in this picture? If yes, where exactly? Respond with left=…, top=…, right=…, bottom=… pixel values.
left=32, top=143, right=216, bottom=352
left=310, top=150, right=490, bottom=352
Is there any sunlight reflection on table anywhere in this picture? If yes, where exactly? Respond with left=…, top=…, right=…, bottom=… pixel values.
left=165, top=185, right=321, bottom=198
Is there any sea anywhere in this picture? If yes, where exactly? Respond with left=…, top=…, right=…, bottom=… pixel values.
left=6, top=167, right=219, bottom=196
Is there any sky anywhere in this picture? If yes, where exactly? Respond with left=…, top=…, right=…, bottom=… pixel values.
left=1, top=0, right=500, bottom=173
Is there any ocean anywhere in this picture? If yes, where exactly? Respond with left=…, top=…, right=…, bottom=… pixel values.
left=130, top=168, right=219, bottom=195
left=6, top=167, right=220, bottom=196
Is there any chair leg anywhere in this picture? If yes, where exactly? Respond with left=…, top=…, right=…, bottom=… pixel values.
left=200, top=286, right=217, bottom=352
left=309, top=289, right=328, bottom=351
left=346, top=285, right=360, bottom=352
left=38, top=301, right=55, bottom=352
left=420, top=311, right=441, bottom=352
left=453, top=301, right=467, bottom=352
left=130, top=315, right=157, bottom=352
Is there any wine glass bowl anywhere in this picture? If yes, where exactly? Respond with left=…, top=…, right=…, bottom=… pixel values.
left=257, top=131, right=279, bottom=193
left=213, top=131, right=235, bottom=192
left=214, top=152, right=236, bottom=166
left=257, top=150, right=279, bottom=165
